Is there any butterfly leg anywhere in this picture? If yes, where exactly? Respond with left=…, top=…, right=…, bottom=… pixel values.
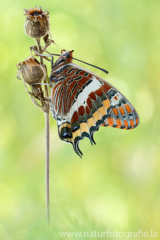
left=51, top=56, right=54, bottom=69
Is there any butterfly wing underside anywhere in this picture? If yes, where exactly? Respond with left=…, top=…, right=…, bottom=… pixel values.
left=50, top=64, right=139, bottom=157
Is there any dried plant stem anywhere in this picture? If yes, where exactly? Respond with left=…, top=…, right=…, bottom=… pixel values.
left=36, top=38, right=50, bottom=225
left=45, top=111, right=50, bottom=225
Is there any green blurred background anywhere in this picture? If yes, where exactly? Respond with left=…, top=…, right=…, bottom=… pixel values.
left=0, top=0, right=160, bottom=239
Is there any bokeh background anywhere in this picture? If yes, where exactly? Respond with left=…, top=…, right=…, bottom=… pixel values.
left=0, top=0, right=160, bottom=239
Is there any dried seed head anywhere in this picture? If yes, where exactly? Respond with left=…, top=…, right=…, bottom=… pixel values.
left=17, top=57, right=45, bottom=85
left=24, top=6, right=50, bottom=39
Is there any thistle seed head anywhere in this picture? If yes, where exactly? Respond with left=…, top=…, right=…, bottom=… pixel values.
left=17, top=57, right=45, bottom=85
left=24, top=6, right=50, bottom=39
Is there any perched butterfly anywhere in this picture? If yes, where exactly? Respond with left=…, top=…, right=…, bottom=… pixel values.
left=48, top=49, right=139, bottom=157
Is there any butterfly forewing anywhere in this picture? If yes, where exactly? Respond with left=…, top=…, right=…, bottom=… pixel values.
left=50, top=52, right=139, bottom=157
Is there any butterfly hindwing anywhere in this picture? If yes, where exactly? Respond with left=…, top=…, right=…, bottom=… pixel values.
left=50, top=62, right=139, bottom=157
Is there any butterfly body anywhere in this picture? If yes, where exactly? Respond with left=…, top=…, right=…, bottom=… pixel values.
left=50, top=50, right=139, bottom=157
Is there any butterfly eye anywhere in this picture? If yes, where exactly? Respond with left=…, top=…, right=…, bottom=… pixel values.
left=63, top=52, right=71, bottom=58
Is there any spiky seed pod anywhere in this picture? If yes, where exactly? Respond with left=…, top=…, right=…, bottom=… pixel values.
left=24, top=6, right=50, bottom=39
left=17, top=57, right=45, bottom=85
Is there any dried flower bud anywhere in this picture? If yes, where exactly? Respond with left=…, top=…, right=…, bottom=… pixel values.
left=17, top=57, right=45, bottom=85
left=24, top=6, right=50, bottom=39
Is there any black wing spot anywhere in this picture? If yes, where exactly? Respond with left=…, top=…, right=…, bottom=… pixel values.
left=75, top=69, right=83, bottom=75
left=84, top=72, right=89, bottom=77
left=74, top=76, right=82, bottom=81
left=71, top=83, right=78, bottom=94
left=67, top=68, right=76, bottom=74
left=68, top=78, right=74, bottom=84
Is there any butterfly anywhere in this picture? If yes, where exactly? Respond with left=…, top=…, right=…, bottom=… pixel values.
left=49, top=49, right=139, bottom=157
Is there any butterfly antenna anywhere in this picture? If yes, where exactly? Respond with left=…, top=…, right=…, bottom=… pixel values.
left=46, top=51, right=109, bottom=74
left=73, top=57, right=109, bottom=74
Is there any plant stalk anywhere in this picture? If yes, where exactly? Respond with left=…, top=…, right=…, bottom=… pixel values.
left=45, top=111, right=50, bottom=225
left=36, top=38, right=50, bottom=225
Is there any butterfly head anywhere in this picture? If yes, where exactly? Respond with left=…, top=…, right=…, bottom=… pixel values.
left=60, top=49, right=74, bottom=62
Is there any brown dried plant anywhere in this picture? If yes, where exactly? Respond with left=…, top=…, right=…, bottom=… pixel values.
left=16, top=6, right=56, bottom=225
